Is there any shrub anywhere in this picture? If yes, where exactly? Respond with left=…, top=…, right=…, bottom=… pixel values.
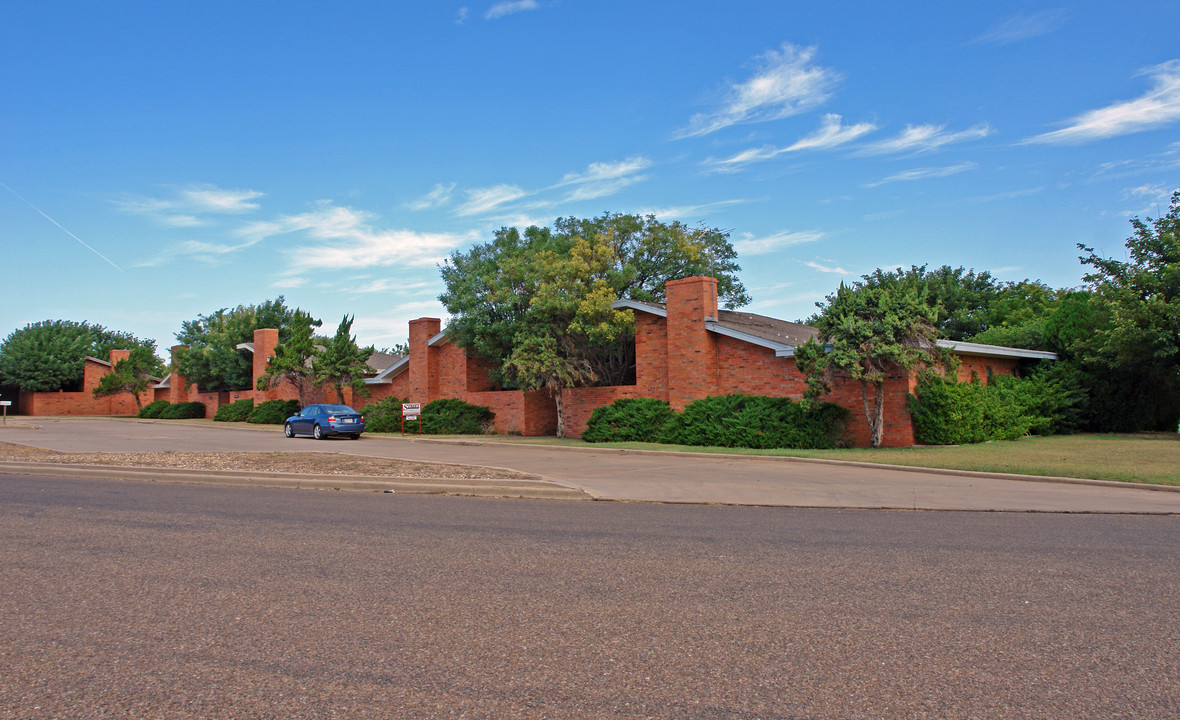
left=138, top=400, right=170, bottom=418
left=659, top=394, right=850, bottom=449
left=416, top=398, right=495, bottom=435
left=357, top=397, right=408, bottom=433
left=158, top=401, right=206, bottom=419
left=248, top=399, right=301, bottom=425
left=213, top=398, right=254, bottom=422
left=582, top=398, right=675, bottom=443
left=907, top=372, right=1072, bottom=445
left=358, top=397, right=495, bottom=434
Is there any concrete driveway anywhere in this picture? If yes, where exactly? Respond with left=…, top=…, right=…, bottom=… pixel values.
left=3, top=417, right=1180, bottom=513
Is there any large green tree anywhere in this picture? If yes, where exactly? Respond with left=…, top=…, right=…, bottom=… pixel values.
left=0, top=320, right=158, bottom=393
left=92, top=345, right=166, bottom=411
left=1077, top=189, right=1180, bottom=431
left=795, top=273, right=954, bottom=448
left=439, top=212, right=748, bottom=435
left=314, top=315, right=376, bottom=404
left=255, top=313, right=321, bottom=407
left=174, top=297, right=318, bottom=392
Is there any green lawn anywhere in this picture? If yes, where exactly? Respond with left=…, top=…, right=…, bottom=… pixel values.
left=480, top=433, right=1180, bottom=486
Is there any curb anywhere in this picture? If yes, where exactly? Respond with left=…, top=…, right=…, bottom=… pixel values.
left=0, top=461, right=594, bottom=501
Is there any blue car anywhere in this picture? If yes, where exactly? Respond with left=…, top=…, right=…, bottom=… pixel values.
left=284, top=404, right=366, bottom=440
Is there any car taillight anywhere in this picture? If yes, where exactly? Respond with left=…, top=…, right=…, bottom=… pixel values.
left=359, top=415, right=364, bottom=422
left=327, top=415, right=336, bottom=422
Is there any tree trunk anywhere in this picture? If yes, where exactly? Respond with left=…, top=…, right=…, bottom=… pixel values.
left=860, top=380, right=886, bottom=448
left=553, top=387, right=566, bottom=438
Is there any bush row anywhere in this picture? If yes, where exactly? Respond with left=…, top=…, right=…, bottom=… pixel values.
left=359, top=397, right=495, bottom=435
left=582, top=395, right=851, bottom=450
left=139, top=398, right=298, bottom=424
left=908, top=371, right=1083, bottom=445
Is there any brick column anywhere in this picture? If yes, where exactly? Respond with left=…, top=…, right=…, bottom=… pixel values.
left=408, top=318, right=442, bottom=403
left=169, top=345, right=188, bottom=403
left=253, top=328, right=280, bottom=401
left=665, top=276, right=720, bottom=410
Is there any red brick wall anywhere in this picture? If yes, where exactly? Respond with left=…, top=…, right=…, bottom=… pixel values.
left=21, top=352, right=154, bottom=416
left=716, top=336, right=811, bottom=399
left=635, top=313, right=668, bottom=400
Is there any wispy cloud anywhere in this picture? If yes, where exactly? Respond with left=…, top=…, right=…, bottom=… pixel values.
left=860, top=124, right=992, bottom=155
left=708, top=114, right=877, bottom=170
left=1120, top=183, right=1174, bottom=216
left=1024, top=60, right=1180, bottom=144
left=455, top=184, right=528, bottom=216
left=116, top=183, right=264, bottom=226
left=484, top=0, right=537, bottom=20
left=867, top=162, right=977, bottom=187
left=638, top=199, right=752, bottom=221
left=674, top=43, right=840, bottom=139
left=973, top=9, right=1068, bottom=45
left=805, top=260, right=851, bottom=275
left=406, top=183, right=456, bottom=211
left=733, top=230, right=824, bottom=255
left=456, top=6, right=469, bottom=23
left=555, top=156, right=651, bottom=201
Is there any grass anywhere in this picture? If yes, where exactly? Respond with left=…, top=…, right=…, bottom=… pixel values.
left=480, top=433, right=1180, bottom=487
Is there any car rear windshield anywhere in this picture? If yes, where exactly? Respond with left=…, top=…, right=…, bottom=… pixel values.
left=324, top=405, right=356, bottom=413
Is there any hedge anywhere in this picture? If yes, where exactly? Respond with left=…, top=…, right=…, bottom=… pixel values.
left=248, top=399, right=301, bottom=425
left=582, top=398, right=675, bottom=443
left=583, top=394, right=849, bottom=450
left=213, top=398, right=254, bottom=422
left=659, top=394, right=849, bottom=449
left=138, top=400, right=170, bottom=418
left=158, top=401, right=206, bottom=419
left=907, top=371, right=1080, bottom=445
left=359, top=397, right=495, bottom=434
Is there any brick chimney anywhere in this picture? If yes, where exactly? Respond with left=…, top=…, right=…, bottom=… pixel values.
left=408, top=318, right=442, bottom=403
left=253, top=328, right=279, bottom=400
left=665, top=276, right=720, bottom=410
left=169, top=345, right=188, bottom=403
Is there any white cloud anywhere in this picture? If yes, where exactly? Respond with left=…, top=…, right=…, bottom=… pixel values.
left=227, top=202, right=477, bottom=275
left=1120, top=183, right=1175, bottom=216
left=805, top=260, right=851, bottom=275
left=733, top=230, right=824, bottom=255
left=456, top=6, right=469, bottom=23
left=406, top=183, right=456, bottom=211
left=1025, top=61, right=1180, bottom=144
left=555, top=156, right=651, bottom=201
left=484, top=0, right=537, bottom=20
left=707, top=114, right=877, bottom=171
left=973, top=10, right=1068, bottom=45
left=861, top=124, right=992, bottom=155
left=116, top=183, right=264, bottom=226
left=674, top=43, right=840, bottom=139
left=638, top=199, right=752, bottom=221
left=867, top=162, right=977, bottom=187
left=456, top=184, right=528, bottom=216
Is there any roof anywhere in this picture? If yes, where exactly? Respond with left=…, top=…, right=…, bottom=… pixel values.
left=365, top=351, right=401, bottom=372
left=612, top=299, right=1057, bottom=361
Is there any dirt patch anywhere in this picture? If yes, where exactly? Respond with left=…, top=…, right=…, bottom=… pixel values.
left=0, top=442, right=537, bottom=480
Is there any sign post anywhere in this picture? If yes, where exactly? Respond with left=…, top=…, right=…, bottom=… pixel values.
left=0, top=400, right=10, bottom=425
left=401, top=403, right=422, bottom=436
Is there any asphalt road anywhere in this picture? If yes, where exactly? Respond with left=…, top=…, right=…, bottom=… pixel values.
left=2, top=474, right=1177, bottom=719
left=4, top=418, right=1180, bottom=512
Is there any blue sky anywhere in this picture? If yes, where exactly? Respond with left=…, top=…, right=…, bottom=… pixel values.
left=3, top=1, right=1179, bottom=352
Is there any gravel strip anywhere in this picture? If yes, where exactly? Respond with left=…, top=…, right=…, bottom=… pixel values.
left=0, top=441, right=537, bottom=481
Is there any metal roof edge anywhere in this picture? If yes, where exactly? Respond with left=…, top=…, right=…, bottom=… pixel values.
left=936, top=339, right=1058, bottom=360
left=704, top=321, right=796, bottom=355
left=611, top=299, right=667, bottom=318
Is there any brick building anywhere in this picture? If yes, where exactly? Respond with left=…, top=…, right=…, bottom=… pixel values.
left=19, top=275, right=1055, bottom=446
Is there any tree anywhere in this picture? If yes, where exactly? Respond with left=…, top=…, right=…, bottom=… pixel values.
left=439, top=212, right=749, bottom=435
left=0, top=320, right=158, bottom=393
left=795, top=273, right=954, bottom=447
left=92, top=345, right=165, bottom=411
left=1077, top=188, right=1180, bottom=431
left=174, top=297, right=318, bottom=392
left=314, top=315, right=376, bottom=404
left=255, top=313, right=320, bottom=407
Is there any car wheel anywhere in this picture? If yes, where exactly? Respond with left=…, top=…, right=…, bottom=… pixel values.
left=313, top=424, right=324, bottom=440
left=284, top=423, right=295, bottom=438
left=349, top=433, right=360, bottom=440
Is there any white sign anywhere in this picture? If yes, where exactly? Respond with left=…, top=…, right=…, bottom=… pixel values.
left=0, top=401, right=10, bottom=406
left=401, top=403, right=421, bottom=418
